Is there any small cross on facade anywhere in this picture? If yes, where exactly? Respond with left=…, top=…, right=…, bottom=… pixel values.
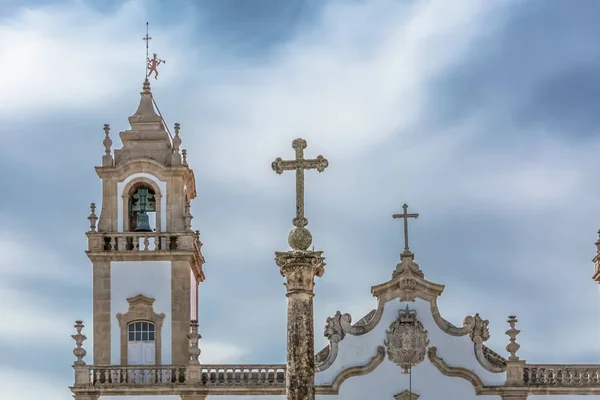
left=393, top=203, right=419, bottom=254
left=272, top=138, right=328, bottom=229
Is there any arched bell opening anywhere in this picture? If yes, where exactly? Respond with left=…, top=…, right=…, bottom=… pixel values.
left=128, top=183, right=156, bottom=233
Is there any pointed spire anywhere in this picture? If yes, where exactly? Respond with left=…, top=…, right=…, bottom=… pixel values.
left=128, top=79, right=164, bottom=130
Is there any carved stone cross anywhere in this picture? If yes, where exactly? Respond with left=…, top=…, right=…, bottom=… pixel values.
left=393, top=203, right=419, bottom=253
left=272, top=138, right=329, bottom=229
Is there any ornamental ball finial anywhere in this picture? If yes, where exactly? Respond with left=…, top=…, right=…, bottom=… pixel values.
left=288, top=227, right=312, bottom=251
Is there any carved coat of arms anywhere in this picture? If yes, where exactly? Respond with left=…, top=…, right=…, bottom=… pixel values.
left=384, top=305, right=429, bottom=373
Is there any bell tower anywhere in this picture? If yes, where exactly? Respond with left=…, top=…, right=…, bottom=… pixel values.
left=86, top=77, right=205, bottom=367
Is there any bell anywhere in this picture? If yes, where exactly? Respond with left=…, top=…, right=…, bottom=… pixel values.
left=135, top=212, right=152, bottom=232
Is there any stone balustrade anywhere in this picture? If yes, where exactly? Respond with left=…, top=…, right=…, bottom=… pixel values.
left=74, top=364, right=285, bottom=388
left=523, top=365, right=600, bottom=386
left=87, top=232, right=198, bottom=253
left=202, top=364, right=285, bottom=386
left=85, top=365, right=186, bottom=386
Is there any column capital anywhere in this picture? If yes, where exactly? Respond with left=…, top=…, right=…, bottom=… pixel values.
left=275, top=250, right=325, bottom=295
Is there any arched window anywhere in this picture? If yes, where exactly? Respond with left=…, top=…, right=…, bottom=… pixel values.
left=128, top=183, right=156, bottom=232
left=116, top=294, right=165, bottom=366
left=127, top=321, right=156, bottom=365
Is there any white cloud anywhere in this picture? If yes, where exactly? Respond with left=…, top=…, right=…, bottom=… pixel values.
left=0, top=367, right=73, bottom=400
left=0, top=228, right=88, bottom=286
left=201, top=340, right=248, bottom=364
left=0, top=286, right=88, bottom=344
left=0, top=0, right=193, bottom=118
left=189, top=0, right=514, bottom=187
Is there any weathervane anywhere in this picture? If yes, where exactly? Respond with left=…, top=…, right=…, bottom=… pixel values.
left=143, top=22, right=166, bottom=80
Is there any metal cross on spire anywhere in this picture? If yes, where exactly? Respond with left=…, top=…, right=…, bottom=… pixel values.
left=142, top=22, right=166, bottom=80
left=272, top=138, right=328, bottom=250
left=393, top=203, right=419, bottom=254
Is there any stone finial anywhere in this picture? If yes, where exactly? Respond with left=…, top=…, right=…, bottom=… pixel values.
left=187, top=320, right=201, bottom=365
left=505, top=315, right=521, bottom=361
left=184, top=201, right=193, bottom=232
left=173, top=123, right=182, bottom=151
left=88, top=203, right=98, bottom=232
left=72, top=320, right=87, bottom=365
left=143, top=78, right=151, bottom=93
left=182, top=149, right=188, bottom=166
left=171, top=123, right=183, bottom=165
left=102, top=124, right=114, bottom=166
left=593, top=230, right=600, bottom=283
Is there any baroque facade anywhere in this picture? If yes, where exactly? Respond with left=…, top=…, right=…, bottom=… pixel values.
left=70, top=79, right=600, bottom=400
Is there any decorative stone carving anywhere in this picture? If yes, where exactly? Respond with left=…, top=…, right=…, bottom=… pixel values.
left=187, top=319, right=201, bottom=365
left=71, top=320, right=87, bottom=365
left=184, top=201, right=193, bottom=232
left=182, top=149, right=188, bottom=166
left=102, top=124, right=113, bottom=166
left=88, top=203, right=98, bottom=233
left=470, top=313, right=490, bottom=342
left=324, top=311, right=345, bottom=343
left=469, top=313, right=507, bottom=373
left=506, top=315, right=521, bottom=361
left=394, top=389, right=420, bottom=400
left=384, top=305, right=429, bottom=373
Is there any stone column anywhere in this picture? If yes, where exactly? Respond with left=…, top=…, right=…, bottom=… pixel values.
left=172, top=261, right=192, bottom=364
left=93, top=261, right=111, bottom=365
left=276, top=228, right=325, bottom=400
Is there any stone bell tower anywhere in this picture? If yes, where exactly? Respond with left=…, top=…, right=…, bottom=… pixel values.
left=86, top=78, right=205, bottom=367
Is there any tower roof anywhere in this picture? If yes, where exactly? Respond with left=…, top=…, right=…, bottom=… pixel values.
left=113, top=79, right=173, bottom=166
left=128, top=79, right=165, bottom=129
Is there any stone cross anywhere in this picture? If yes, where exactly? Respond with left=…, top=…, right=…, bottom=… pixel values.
left=272, top=138, right=329, bottom=229
left=393, top=203, right=419, bottom=253
left=272, top=138, right=328, bottom=251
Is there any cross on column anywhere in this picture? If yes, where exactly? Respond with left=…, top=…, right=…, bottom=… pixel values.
left=272, top=138, right=329, bottom=229
left=393, top=203, right=419, bottom=253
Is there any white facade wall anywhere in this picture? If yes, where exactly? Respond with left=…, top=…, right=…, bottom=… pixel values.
left=117, top=172, right=167, bottom=232
left=110, top=261, right=172, bottom=365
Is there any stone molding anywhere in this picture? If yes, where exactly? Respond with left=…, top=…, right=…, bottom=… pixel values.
left=427, top=346, right=485, bottom=392
left=115, top=294, right=165, bottom=365
left=317, top=346, right=385, bottom=395
left=95, top=158, right=197, bottom=201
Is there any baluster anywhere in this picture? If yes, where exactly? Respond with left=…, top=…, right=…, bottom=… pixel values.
left=110, top=237, right=116, bottom=252
left=144, top=235, right=149, bottom=251
left=166, top=236, right=171, bottom=251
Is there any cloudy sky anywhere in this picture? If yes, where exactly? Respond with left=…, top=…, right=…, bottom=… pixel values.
left=1, top=0, right=600, bottom=398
